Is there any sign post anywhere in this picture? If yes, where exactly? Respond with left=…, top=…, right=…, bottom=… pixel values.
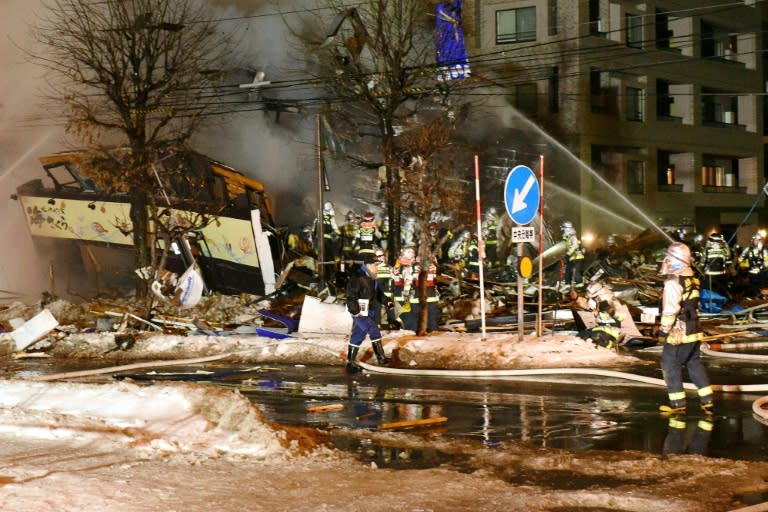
left=504, top=165, right=540, bottom=341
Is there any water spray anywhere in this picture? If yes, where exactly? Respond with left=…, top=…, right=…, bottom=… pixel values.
left=509, top=110, right=674, bottom=243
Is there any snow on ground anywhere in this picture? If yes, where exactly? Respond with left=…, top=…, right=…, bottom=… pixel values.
left=0, top=299, right=767, bottom=511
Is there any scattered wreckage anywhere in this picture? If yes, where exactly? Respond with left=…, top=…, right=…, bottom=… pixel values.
left=11, top=151, right=768, bottom=347
left=5, top=226, right=767, bottom=360
left=14, top=149, right=281, bottom=301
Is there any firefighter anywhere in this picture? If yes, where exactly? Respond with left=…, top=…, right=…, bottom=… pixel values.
left=344, top=259, right=393, bottom=373
left=482, top=207, right=499, bottom=267
left=374, top=246, right=397, bottom=328
left=466, top=232, right=481, bottom=278
left=738, top=233, right=768, bottom=298
left=561, top=220, right=585, bottom=292
left=447, top=231, right=471, bottom=271
left=340, top=210, right=359, bottom=269
left=313, top=201, right=341, bottom=279
left=391, top=247, right=417, bottom=329
left=657, top=242, right=714, bottom=415
left=353, top=211, right=382, bottom=264
left=379, top=215, right=390, bottom=251
left=406, top=256, right=441, bottom=332
left=428, top=222, right=442, bottom=260
left=428, top=221, right=454, bottom=265
left=700, top=232, right=732, bottom=296
left=578, top=281, right=624, bottom=351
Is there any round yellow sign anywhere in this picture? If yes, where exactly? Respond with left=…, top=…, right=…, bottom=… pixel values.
left=518, top=256, right=533, bottom=279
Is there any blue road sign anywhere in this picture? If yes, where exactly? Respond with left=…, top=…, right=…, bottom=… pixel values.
left=504, top=165, right=540, bottom=226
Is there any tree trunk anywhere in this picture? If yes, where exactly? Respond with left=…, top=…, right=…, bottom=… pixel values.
left=416, top=268, right=428, bottom=336
left=130, top=189, right=150, bottom=297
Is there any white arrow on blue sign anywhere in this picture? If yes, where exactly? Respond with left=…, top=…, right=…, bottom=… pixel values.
left=503, top=165, right=540, bottom=226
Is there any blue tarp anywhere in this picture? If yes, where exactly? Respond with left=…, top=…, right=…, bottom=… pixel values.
left=699, top=288, right=728, bottom=314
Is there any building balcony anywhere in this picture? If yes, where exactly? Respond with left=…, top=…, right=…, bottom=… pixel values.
left=702, top=185, right=747, bottom=194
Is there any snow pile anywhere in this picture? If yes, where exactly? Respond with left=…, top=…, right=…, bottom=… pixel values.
left=0, top=379, right=289, bottom=459
left=389, top=331, right=637, bottom=369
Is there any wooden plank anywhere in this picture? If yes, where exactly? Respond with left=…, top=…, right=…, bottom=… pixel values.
left=307, top=403, right=344, bottom=413
left=378, top=416, right=448, bottom=430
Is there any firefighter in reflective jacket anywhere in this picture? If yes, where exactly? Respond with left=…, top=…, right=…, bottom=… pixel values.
left=374, top=247, right=397, bottom=328
left=657, top=242, right=714, bottom=415
left=354, top=211, right=381, bottom=263
left=561, top=221, right=585, bottom=291
left=738, top=233, right=768, bottom=298
left=340, top=210, right=359, bottom=268
left=482, top=207, right=499, bottom=267
left=313, top=201, right=341, bottom=263
left=579, top=281, right=623, bottom=350
left=406, top=257, right=440, bottom=332
left=700, top=232, right=731, bottom=296
left=466, top=232, right=481, bottom=278
left=391, top=247, right=416, bottom=329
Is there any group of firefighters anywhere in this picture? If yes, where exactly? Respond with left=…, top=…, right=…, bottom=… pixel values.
left=689, top=230, right=768, bottom=300
left=302, top=202, right=737, bottom=415
left=309, top=201, right=501, bottom=277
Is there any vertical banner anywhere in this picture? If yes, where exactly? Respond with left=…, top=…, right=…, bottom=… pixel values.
left=436, top=1, right=471, bottom=81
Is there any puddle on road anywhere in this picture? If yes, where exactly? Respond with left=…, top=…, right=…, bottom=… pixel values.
left=5, top=356, right=768, bottom=464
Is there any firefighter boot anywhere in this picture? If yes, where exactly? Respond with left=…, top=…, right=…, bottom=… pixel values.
left=345, top=345, right=361, bottom=374
left=371, top=339, right=390, bottom=366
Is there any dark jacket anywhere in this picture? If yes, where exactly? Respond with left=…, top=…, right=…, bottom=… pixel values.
left=346, top=264, right=387, bottom=316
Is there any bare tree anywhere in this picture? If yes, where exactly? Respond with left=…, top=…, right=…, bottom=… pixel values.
left=30, top=0, right=238, bottom=294
left=394, top=117, right=473, bottom=334
left=292, top=0, right=466, bottom=261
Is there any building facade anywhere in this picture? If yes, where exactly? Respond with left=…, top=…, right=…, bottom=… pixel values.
left=461, top=0, right=766, bottom=245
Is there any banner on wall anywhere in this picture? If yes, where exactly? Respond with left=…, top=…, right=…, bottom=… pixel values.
left=436, top=0, right=471, bottom=81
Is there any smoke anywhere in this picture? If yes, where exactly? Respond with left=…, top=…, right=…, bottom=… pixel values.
left=0, top=0, right=68, bottom=302
left=0, top=0, right=362, bottom=300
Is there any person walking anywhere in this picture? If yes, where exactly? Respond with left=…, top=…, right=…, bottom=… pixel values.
left=657, top=242, right=714, bottom=415
left=344, top=259, right=393, bottom=374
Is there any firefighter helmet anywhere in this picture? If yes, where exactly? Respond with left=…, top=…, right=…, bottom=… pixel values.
left=362, top=211, right=375, bottom=222
left=660, top=242, right=693, bottom=276
left=323, top=201, right=334, bottom=215
left=561, top=220, right=576, bottom=236
left=708, top=232, right=724, bottom=244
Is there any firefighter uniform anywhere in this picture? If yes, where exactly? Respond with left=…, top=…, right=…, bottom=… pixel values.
left=738, top=234, right=768, bottom=298
left=405, top=260, right=440, bottom=332
left=354, top=211, right=381, bottom=263
left=700, top=232, right=731, bottom=296
left=561, top=221, right=585, bottom=291
left=658, top=242, right=713, bottom=414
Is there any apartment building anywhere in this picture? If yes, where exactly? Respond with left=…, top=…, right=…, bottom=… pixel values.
left=461, top=0, right=766, bottom=244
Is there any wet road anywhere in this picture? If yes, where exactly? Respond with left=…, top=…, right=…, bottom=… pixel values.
left=6, top=348, right=768, bottom=463
left=229, top=351, right=768, bottom=462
